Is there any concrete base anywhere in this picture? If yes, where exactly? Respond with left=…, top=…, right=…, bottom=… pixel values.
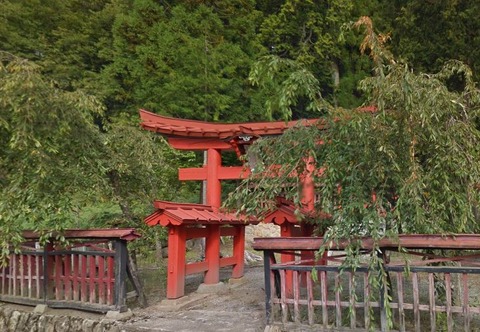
left=228, top=276, right=246, bottom=287
left=104, top=309, right=133, bottom=321
left=33, top=304, right=48, bottom=314
left=155, top=293, right=211, bottom=312
left=196, top=282, right=227, bottom=294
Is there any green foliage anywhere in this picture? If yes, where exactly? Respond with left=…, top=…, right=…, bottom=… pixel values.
left=257, top=0, right=377, bottom=110
left=377, top=0, right=480, bottom=83
left=0, top=53, right=187, bottom=266
left=228, top=16, right=480, bottom=327
left=0, top=52, right=105, bottom=265
left=101, top=0, right=265, bottom=121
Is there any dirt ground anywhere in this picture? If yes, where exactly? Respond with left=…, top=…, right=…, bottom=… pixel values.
left=121, top=265, right=267, bottom=332
left=119, top=224, right=278, bottom=332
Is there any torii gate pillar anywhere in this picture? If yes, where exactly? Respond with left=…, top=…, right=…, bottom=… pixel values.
left=204, top=148, right=221, bottom=284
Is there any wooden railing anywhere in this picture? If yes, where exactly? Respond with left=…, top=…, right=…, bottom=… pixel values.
left=0, top=229, right=139, bottom=313
left=253, top=236, right=480, bottom=332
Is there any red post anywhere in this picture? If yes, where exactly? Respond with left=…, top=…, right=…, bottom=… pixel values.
left=203, top=148, right=222, bottom=284
left=167, top=226, right=187, bottom=299
left=231, top=226, right=245, bottom=278
left=206, top=148, right=222, bottom=209
left=281, top=224, right=295, bottom=297
left=204, top=224, right=221, bottom=284
left=301, top=156, right=318, bottom=265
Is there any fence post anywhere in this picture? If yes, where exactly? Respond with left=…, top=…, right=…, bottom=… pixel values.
left=42, top=241, right=54, bottom=304
left=114, top=239, right=128, bottom=312
left=379, top=250, right=389, bottom=332
left=264, top=250, right=272, bottom=325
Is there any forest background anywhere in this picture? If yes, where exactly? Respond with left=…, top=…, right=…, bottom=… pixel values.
left=1, top=0, right=480, bottom=262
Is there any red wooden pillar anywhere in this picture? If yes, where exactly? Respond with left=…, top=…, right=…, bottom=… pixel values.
left=204, top=224, right=221, bottom=284
left=231, top=225, right=245, bottom=278
left=280, top=224, right=295, bottom=297
left=204, top=148, right=222, bottom=284
left=167, top=226, right=186, bottom=299
left=206, top=148, right=221, bottom=210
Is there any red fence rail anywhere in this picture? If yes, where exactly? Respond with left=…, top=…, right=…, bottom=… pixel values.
left=0, top=229, right=139, bottom=313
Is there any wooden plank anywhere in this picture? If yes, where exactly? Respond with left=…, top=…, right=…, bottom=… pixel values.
left=73, top=254, right=79, bottom=301
left=114, top=239, right=128, bottom=310
left=306, top=271, right=314, bottom=325
left=320, top=270, right=328, bottom=328
left=98, top=255, right=105, bottom=305
left=445, top=273, right=453, bottom=332
left=428, top=273, right=436, bottom=332
left=81, top=255, right=88, bottom=302
left=364, top=272, right=370, bottom=330
left=1, top=261, right=5, bottom=294
left=396, top=272, right=405, bottom=332
left=35, top=254, right=40, bottom=299
left=412, top=272, right=420, bottom=332
left=27, top=254, right=32, bottom=298
left=55, top=255, right=62, bottom=300
left=12, top=254, right=17, bottom=296
left=107, top=256, right=114, bottom=305
left=462, top=273, right=470, bottom=331
left=335, top=273, right=342, bottom=328
left=279, top=269, right=288, bottom=324
left=19, top=254, right=25, bottom=297
left=64, top=254, right=72, bottom=301
left=252, top=235, right=480, bottom=251
left=349, top=272, right=356, bottom=329
left=89, top=255, right=96, bottom=303
left=293, top=270, right=299, bottom=323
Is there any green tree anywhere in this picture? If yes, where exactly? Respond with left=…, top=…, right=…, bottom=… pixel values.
left=229, top=15, right=480, bottom=265
left=256, top=0, right=379, bottom=112
left=377, top=0, right=480, bottom=83
left=101, top=0, right=265, bottom=121
left=0, top=53, right=183, bottom=265
left=0, top=0, right=122, bottom=92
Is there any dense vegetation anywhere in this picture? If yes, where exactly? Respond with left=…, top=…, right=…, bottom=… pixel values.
left=1, top=0, right=480, bottom=266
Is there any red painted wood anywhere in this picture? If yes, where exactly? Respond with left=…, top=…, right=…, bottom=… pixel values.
left=185, top=261, right=209, bottom=275
left=179, top=166, right=250, bottom=181
left=89, top=256, right=96, bottom=303
left=231, top=225, right=245, bottom=278
left=55, top=255, right=62, bottom=300
left=64, top=255, right=72, bottom=300
left=206, top=148, right=221, bottom=209
left=167, top=226, right=187, bottom=299
left=168, top=137, right=233, bottom=150
left=22, top=229, right=140, bottom=242
left=81, top=255, right=88, bottom=302
left=204, top=224, right=221, bottom=284
left=280, top=225, right=295, bottom=297
left=219, top=256, right=237, bottom=268
left=98, top=256, right=105, bottom=305
left=139, top=109, right=322, bottom=140
left=185, top=227, right=209, bottom=239
left=252, top=235, right=480, bottom=251
left=73, top=255, right=79, bottom=301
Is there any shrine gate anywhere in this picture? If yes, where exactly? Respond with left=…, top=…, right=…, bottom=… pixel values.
left=140, top=110, right=321, bottom=299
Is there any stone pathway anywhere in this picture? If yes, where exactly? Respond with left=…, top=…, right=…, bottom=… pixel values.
left=122, top=266, right=267, bottom=332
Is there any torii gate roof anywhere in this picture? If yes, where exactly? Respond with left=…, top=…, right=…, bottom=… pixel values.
left=139, top=109, right=322, bottom=139
left=145, top=200, right=257, bottom=227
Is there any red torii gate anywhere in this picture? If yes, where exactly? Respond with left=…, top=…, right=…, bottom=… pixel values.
left=139, top=110, right=320, bottom=299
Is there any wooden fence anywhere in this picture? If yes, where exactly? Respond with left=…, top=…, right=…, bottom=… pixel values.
left=253, top=235, right=480, bottom=332
left=0, top=229, right=140, bottom=313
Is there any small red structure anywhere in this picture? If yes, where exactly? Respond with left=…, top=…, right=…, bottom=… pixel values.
left=145, top=201, right=255, bottom=298
left=0, top=229, right=140, bottom=312
left=140, top=110, right=322, bottom=299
